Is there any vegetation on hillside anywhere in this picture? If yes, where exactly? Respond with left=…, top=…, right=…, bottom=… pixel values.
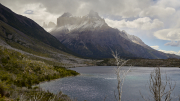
left=0, top=20, right=67, bottom=58
left=127, top=58, right=180, bottom=67
left=0, top=46, right=79, bottom=100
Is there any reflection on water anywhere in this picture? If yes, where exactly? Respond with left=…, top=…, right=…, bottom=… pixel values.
left=39, top=66, right=180, bottom=101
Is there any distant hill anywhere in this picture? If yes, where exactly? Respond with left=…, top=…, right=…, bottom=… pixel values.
left=50, top=11, right=180, bottom=59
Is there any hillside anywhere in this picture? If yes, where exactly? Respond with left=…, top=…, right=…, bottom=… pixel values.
left=0, top=3, right=95, bottom=67
left=0, top=46, right=79, bottom=100
left=0, top=4, right=96, bottom=100
left=0, top=20, right=93, bottom=67
left=0, top=3, right=72, bottom=53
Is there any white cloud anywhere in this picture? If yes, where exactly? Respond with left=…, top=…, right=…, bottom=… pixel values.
left=139, top=6, right=176, bottom=18
left=165, top=41, right=180, bottom=47
left=0, top=0, right=150, bottom=18
left=105, top=17, right=164, bottom=30
left=21, top=3, right=58, bottom=26
left=159, top=50, right=180, bottom=55
left=150, top=45, right=159, bottom=50
left=150, top=45, right=180, bottom=55
left=157, top=0, right=180, bottom=9
left=154, top=28, right=180, bottom=41
left=0, top=0, right=178, bottom=28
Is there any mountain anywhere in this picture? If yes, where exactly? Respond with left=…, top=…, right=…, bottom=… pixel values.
left=53, top=11, right=109, bottom=33
left=43, top=22, right=56, bottom=32
left=0, top=3, right=71, bottom=53
left=0, top=3, right=93, bottom=67
left=43, top=21, right=56, bottom=28
left=51, top=11, right=180, bottom=59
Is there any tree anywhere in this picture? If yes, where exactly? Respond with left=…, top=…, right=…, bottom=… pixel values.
left=140, top=67, right=176, bottom=101
left=112, top=51, right=131, bottom=101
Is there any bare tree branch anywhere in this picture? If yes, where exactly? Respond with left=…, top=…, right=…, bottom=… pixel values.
left=141, top=67, right=176, bottom=101
left=112, top=51, right=131, bottom=101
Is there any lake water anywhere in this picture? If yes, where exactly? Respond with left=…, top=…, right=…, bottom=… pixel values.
left=39, top=66, right=180, bottom=101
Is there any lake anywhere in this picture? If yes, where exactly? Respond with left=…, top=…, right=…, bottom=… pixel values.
left=39, top=66, right=180, bottom=101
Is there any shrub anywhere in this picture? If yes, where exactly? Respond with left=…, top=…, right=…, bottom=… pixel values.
left=0, top=84, right=5, bottom=97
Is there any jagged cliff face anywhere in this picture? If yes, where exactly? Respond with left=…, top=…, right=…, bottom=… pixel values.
left=43, top=22, right=56, bottom=32
left=54, top=11, right=109, bottom=32
left=51, top=11, right=180, bottom=59
left=43, top=22, right=56, bottom=28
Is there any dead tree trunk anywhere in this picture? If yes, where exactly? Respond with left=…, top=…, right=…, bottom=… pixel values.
left=112, top=51, right=131, bottom=101
left=141, top=67, right=176, bottom=101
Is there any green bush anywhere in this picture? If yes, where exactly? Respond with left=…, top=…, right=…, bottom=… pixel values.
left=0, top=47, right=79, bottom=100
left=0, top=84, right=5, bottom=97
left=0, top=47, right=79, bottom=88
left=0, top=96, right=6, bottom=101
left=54, top=66, right=79, bottom=77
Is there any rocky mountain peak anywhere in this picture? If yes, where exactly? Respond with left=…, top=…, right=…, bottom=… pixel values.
left=88, top=10, right=100, bottom=18
left=43, top=22, right=47, bottom=28
left=43, top=22, right=56, bottom=28
left=48, top=22, right=56, bottom=27
left=54, top=10, right=108, bottom=32
left=61, top=12, right=72, bottom=17
left=42, top=21, right=56, bottom=32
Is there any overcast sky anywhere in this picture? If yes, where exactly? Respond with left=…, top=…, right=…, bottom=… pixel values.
left=0, top=0, right=180, bottom=55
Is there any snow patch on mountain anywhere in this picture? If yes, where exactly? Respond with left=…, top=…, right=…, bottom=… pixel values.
left=127, top=33, right=148, bottom=48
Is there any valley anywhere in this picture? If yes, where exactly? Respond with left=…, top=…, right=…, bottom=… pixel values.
left=0, top=2, right=179, bottom=101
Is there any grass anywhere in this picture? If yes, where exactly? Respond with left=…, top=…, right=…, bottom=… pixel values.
left=0, top=46, right=79, bottom=100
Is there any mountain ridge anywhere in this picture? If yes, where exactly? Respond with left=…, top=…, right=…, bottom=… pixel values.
left=0, top=3, right=73, bottom=54
left=50, top=11, right=180, bottom=59
left=0, top=3, right=94, bottom=67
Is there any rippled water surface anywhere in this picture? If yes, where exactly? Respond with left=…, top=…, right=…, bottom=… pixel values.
left=39, top=66, right=180, bottom=101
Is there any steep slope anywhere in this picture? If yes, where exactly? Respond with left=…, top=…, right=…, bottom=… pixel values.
left=51, top=11, right=180, bottom=59
left=0, top=20, right=92, bottom=67
left=0, top=3, right=71, bottom=53
left=0, top=3, right=94, bottom=67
